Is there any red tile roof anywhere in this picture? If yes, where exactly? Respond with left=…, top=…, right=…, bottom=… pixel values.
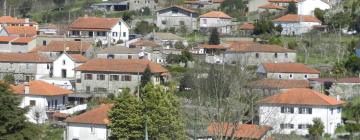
left=0, top=36, right=35, bottom=44
left=200, top=44, right=227, bottom=49
left=0, top=16, right=38, bottom=25
left=208, top=123, right=272, bottom=139
left=228, top=43, right=295, bottom=53
left=200, top=11, right=232, bottom=19
left=31, top=41, right=92, bottom=52
left=129, top=39, right=159, bottom=47
left=248, top=79, right=310, bottom=89
left=257, top=88, right=345, bottom=106
left=262, top=63, right=320, bottom=74
left=273, top=14, right=321, bottom=23
left=11, top=80, right=73, bottom=96
left=4, top=26, right=37, bottom=37
left=0, top=36, right=17, bottom=42
left=268, top=0, right=298, bottom=3
left=309, top=78, right=360, bottom=83
left=69, top=17, right=123, bottom=31
left=0, top=53, right=51, bottom=63
left=75, top=58, right=168, bottom=73
left=239, top=23, right=255, bottom=30
left=52, top=112, right=70, bottom=119
left=66, top=104, right=112, bottom=125
left=259, top=3, right=286, bottom=10
left=68, top=54, right=88, bottom=63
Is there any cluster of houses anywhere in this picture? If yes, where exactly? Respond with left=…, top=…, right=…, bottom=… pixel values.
left=0, top=0, right=357, bottom=139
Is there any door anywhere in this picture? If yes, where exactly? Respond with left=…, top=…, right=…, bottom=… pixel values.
left=61, top=69, right=67, bottom=78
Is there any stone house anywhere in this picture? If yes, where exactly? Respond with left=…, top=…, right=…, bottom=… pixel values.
left=145, top=32, right=187, bottom=48
left=11, top=80, right=73, bottom=124
left=247, top=0, right=268, bottom=12
left=96, top=46, right=144, bottom=60
left=0, top=36, right=36, bottom=53
left=258, top=3, right=286, bottom=13
left=257, top=63, right=320, bottom=80
left=90, top=1, right=128, bottom=12
left=258, top=88, right=344, bottom=135
left=156, top=5, right=198, bottom=31
left=199, top=11, right=233, bottom=35
left=0, top=26, right=37, bottom=37
left=309, top=78, right=360, bottom=100
left=247, top=79, right=310, bottom=97
left=74, top=59, right=168, bottom=94
left=201, top=44, right=228, bottom=64
left=129, top=0, right=158, bottom=12
left=68, top=17, right=129, bottom=45
left=0, top=53, right=52, bottom=82
left=184, top=0, right=224, bottom=10
left=272, top=14, right=322, bottom=35
left=0, top=16, right=38, bottom=29
left=31, top=40, right=93, bottom=59
left=238, top=22, right=255, bottom=36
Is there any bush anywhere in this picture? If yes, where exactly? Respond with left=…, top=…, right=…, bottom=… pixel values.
left=287, top=40, right=298, bottom=50
left=116, top=40, right=123, bottom=44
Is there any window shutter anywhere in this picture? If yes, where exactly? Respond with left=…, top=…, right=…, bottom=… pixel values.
left=281, top=107, right=284, bottom=113
left=299, top=107, right=302, bottom=114
left=309, top=108, right=312, bottom=114
left=290, top=124, right=294, bottom=129
left=290, top=107, right=294, bottom=113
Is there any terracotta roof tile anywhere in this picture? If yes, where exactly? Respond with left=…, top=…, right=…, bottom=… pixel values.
left=268, top=0, right=298, bottom=3
left=309, top=78, right=360, bottom=83
left=257, top=88, right=345, bottom=106
left=259, top=3, right=286, bottom=10
left=239, top=23, right=255, bottom=30
left=12, top=37, right=35, bottom=44
left=273, top=14, right=321, bottom=23
left=31, top=41, right=92, bottom=52
left=0, top=53, right=51, bottom=63
left=200, top=44, right=227, bottom=49
left=208, top=123, right=272, bottom=139
left=0, top=16, right=38, bottom=25
left=248, top=79, right=310, bottom=89
left=52, top=112, right=70, bottom=119
left=75, top=58, right=168, bottom=73
left=4, top=26, right=37, bottom=37
left=68, top=54, right=88, bottom=63
left=262, top=63, right=320, bottom=74
left=11, top=80, right=73, bottom=96
left=129, top=39, right=159, bottom=47
left=228, top=43, right=295, bottom=53
left=66, top=104, right=112, bottom=125
left=200, top=11, right=232, bottom=19
left=0, top=36, right=17, bottom=42
left=69, top=17, right=123, bottom=31
left=158, top=5, right=197, bottom=13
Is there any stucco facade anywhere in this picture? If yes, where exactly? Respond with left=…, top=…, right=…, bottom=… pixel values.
left=0, top=38, right=36, bottom=53
left=224, top=52, right=296, bottom=66
left=0, top=62, right=51, bottom=82
left=129, top=0, right=158, bottom=11
left=156, top=6, right=198, bottom=31
left=66, top=123, right=108, bottom=140
left=297, top=0, right=330, bottom=16
left=273, top=21, right=321, bottom=35
left=199, top=17, right=232, bottom=34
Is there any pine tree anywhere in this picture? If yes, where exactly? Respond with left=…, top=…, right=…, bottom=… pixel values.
left=308, top=118, right=324, bottom=139
left=0, top=82, right=40, bottom=139
left=108, top=88, right=144, bottom=139
left=208, top=28, right=220, bottom=45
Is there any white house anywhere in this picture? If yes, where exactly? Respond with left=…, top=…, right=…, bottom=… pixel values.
left=297, top=0, right=331, bottom=16
left=257, top=63, right=320, bottom=80
left=199, top=11, right=233, bottom=35
left=258, top=88, right=344, bottom=135
left=272, top=14, right=321, bottom=35
left=68, top=17, right=129, bottom=45
left=156, top=5, right=198, bottom=31
left=11, top=80, right=73, bottom=123
left=65, top=104, right=112, bottom=140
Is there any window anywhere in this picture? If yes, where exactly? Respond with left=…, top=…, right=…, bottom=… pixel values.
left=203, top=19, right=207, bottom=25
left=289, top=74, right=293, bottom=79
left=30, top=100, right=36, bottom=106
left=118, top=22, right=121, bottom=25
left=304, top=74, right=308, bottom=79
left=280, top=124, right=294, bottom=129
left=97, top=74, right=105, bottom=80
left=90, top=126, right=95, bottom=133
left=110, top=75, right=119, bottom=81
left=26, top=64, right=30, bottom=69
left=86, top=86, right=91, bottom=92
left=94, top=87, right=107, bottom=92
left=123, top=32, right=126, bottom=37
left=128, top=55, right=132, bottom=59
left=72, top=31, right=80, bottom=36
left=255, top=53, right=259, bottom=58
left=298, top=124, right=310, bottom=129
left=172, top=9, right=178, bottom=14
left=97, top=31, right=106, bottom=36
left=179, top=21, right=185, bottom=25
left=112, top=32, right=118, bottom=37
left=121, top=75, right=132, bottom=81
left=285, top=53, right=288, bottom=58
left=278, top=74, right=282, bottom=79
left=274, top=53, right=278, bottom=58
left=299, top=107, right=312, bottom=114
left=161, top=20, right=167, bottom=25
left=63, top=60, right=66, bottom=65
left=281, top=107, right=294, bottom=114
left=85, top=74, right=93, bottom=80
left=337, top=107, right=341, bottom=113
left=42, top=40, right=47, bottom=46
left=331, top=108, right=334, bottom=115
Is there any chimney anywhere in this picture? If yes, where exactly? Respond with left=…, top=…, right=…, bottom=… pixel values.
left=24, top=82, right=30, bottom=94
left=25, top=18, right=29, bottom=23
left=336, top=95, right=340, bottom=101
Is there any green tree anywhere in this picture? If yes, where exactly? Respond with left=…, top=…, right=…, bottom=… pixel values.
left=254, top=18, right=274, bottom=35
left=3, top=74, right=15, bottom=85
left=141, top=66, right=152, bottom=87
left=344, top=56, right=360, bottom=73
left=174, top=41, right=185, bottom=49
left=142, top=84, right=185, bottom=139
left=308, top=118, right=325, bottom=140
left=108, top=89, right=144, bottom=139
left=208, top=28, right=220, bottom=45
left=353, top=15, right=360, bottom=34
left=344, top=103, right=360, bottom=139
left=180, top=49, right=193, bottom=63
left=0, top=82, right=40, bottom=140
left=19, top=0, right=32, bottom=18
left=326, top=12, right=352, bottom=29
left=275, top=24, right=283, bottom=34
left=220, top=0, right=246, bottom=18
left=314, top=8, right=325, bottom=23
left=53, top=0, right=65, bottom=11
left=134, top=21, right=156, bottom=35
left=287, top=3, right=297, bottom=14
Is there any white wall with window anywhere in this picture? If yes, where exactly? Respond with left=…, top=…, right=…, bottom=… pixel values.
left=66, top=123, right=108, bottom=140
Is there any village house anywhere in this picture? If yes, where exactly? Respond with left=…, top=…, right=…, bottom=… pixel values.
left=258, top=3, right=286, bottom=13
left=0, top=16, right=38, bottom=29
left=248, top=79, right=310, bottom=96
left=68, top=17, right=129, bottom=45
left=0, top=36, right=36, bottom=53
left=0, top=26, right=37, bottom=37
left=201, top=44, right=228, bottom=64
left=31, top=40, right=93, bottom=59
left=268, top=0, right=298, bottom=7
left=238, top=22, right=255, bottom=36
left=258, top=88, right=344, bottom=135
left=0, top=53, right=52, bottom=82
left=96, top=46, right=144, bottom=60
left=272, top=14, right=322, bottom=35
left=156, top=5, right=198, bottom=31
left=184, top=0, right=224, bottom=10
left=38, top=24, right=59, bottom=36
left=257, top=63, right=320, bottom=80
left=297, top=0, right=330, bottom=15
left=309, top=77, right=360, bottom=100
left=91, top=1, right=128, bottom=12
left=204, top=122, right=273, bottom=140
left=65, top=104, right=112, bottom=140
left=129, top=0, right=158, bottom=11
left=247, top=0, right=269, bottom=12
left=146, top=32, right=187, bottom=48
left=74, top=59, right=168, bottom=94
left=11, top=80, right=73, bottom=123
left=199, top=11, right=233, bottom=35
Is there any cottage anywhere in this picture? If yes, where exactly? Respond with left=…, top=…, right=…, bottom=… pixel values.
left=65, top=104, right=112, bottom=140
left=0, top=36, right=36, bottom=53
left=68, top=17, right=129, bottom=45
left=74, top=59, right=168, bottom=94
left=309, top=77, right=360, bottom=100
left=199, top=11, right=233, bottom=35
left=11, top=80, right=73, bottom=123
left=258, top=88, right=344, bottom=135
left=184, top=0, right=224, bottom=10
left=129, top=0, right=158, bottom=11
left=31, top=40, right=93, bottom=59
left=297, top=0, right=330, bottom=15
left=0, top=26, right=37, bottom=37
left=156, top=5, right=198, bottom=31
left=0, top=16, right=38, bottom=29
left=272, top=14, right=322, bottom=35
left=0, top=53, right=51, bottom=82
left=224, top=43, right=296, bottom=65
left=257, top=63, right=320, bottom=80
left=146, top=32, right=186, bottom=48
